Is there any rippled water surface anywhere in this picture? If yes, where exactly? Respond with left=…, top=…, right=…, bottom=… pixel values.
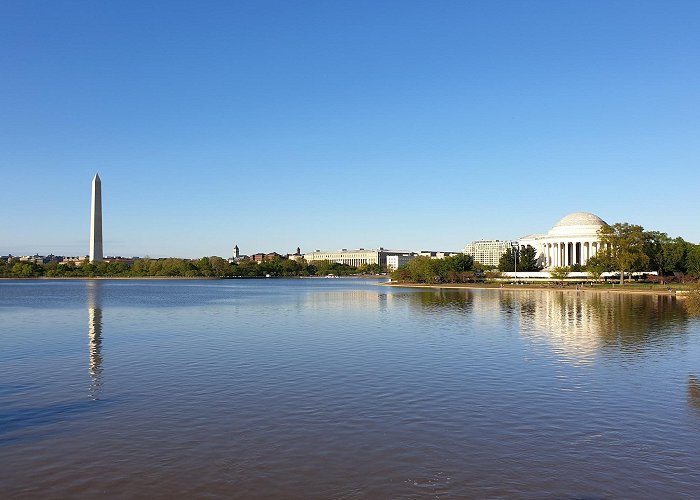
left=1, top=279, right=699, bottom=499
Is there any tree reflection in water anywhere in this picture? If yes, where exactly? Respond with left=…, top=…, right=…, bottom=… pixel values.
left=405, top=288, right=688, bottom=362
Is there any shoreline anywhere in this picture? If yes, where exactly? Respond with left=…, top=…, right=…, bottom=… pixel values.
left=0, top=275, right=387, bottom=281
left=381, top=281, right=686, bottom=297
left=0, top=276, right=222, bottom=280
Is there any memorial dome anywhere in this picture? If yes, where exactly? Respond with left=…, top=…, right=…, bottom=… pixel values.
left=548, top=212, right=607, bottom=237
left=554, top=212, right=606, bottom=228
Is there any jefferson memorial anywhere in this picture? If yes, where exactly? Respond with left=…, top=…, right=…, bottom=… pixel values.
left=519, top=212, right=609, bottom=269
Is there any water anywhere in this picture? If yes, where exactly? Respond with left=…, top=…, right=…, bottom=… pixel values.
left=1, top=279, right=699, bottom=499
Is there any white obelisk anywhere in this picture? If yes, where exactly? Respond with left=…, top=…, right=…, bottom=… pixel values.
left=89, top=173, right=103, bottom=262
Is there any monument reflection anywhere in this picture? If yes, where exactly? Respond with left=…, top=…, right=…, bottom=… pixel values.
left=405, top=288, right=687, bottom=363
left=87, top=281, right=103, bottom=400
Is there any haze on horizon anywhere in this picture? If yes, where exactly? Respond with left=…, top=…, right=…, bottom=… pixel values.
left=2, top=1, right=699, bottom=259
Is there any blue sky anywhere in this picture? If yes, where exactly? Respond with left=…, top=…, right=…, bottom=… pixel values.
left=2, top=1, right=699, bottom=258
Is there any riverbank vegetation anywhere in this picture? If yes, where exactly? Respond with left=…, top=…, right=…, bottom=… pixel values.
left=587, top=225, right=700, bottom=284
left=389, top=254, right=476, bottom=284
left=0, top=256, right=380, bottom=279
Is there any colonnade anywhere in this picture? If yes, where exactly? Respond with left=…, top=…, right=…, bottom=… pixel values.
left=541, top=240, right=608, bottom=268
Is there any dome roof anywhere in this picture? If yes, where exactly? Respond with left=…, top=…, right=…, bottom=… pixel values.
left=553, top=212, right=606, bottom=228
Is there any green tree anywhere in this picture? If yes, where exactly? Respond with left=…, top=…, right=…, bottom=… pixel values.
left=644, top=231, right=671, bottom=275
left=209, top=256, right=231, bottom=276
left=11, top=261, right=44, bottom=277
left=549, top=266, right=570, bottom=283
left=497, top=247, right=516, bottom=272
left=390, top=256, right=439, bottom=283
left=687, top=244, right=700, bottom=277
left=664, top=237, right=693, bottom=274
left=131, top=258, right=151, bottom=276
left=234, top=259, right=259, bottom=277
left=357, top=263, right=381, bottom=275
left=598, top=223, right=650, bottom=284
left=278, top=258, right=303, bottom=276
left=443, top=253, right=474, bottom=273
left=585, top=256, right=609, bottom=282
left=195, top=257, right=214, bottom=277
left=518, top=245, right=542, bottom=272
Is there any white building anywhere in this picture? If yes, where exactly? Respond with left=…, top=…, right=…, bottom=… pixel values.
left=519, top=212, right=608, bottom=268
left=416, top=250, right=461, bottom=259
left=304, top=248, right=402, bottom=268
left=463, top=240, right=516, bottom=267
left=386, top=253, right=416, bottom=271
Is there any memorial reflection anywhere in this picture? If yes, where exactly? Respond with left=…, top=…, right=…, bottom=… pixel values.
left=516, top=291, right=687, bottom=362
left=402, top=288, right=688, bottom=363
left=87, top=281, right=103, bottom=400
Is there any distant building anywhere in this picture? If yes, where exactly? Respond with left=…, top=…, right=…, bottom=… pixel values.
left=304, top=248, right=414, bottom=269
left=386, top=253, right=416, bottom=271
left=287, top=247, right=304, bottom=262
left=463, top=240, right=516, bottom=267
left=104, top=256, right=138, bottom=265
left=417, top=250, right=461, bottom=259
left=61, top=256, right=89, bottom=266
left=228, top=245, right=249, bottom=263
left=251, top=252, right=284, bottom=262
left=19, top=255, right=44, bottom=264
left=42, top=254, right=63, bottom=264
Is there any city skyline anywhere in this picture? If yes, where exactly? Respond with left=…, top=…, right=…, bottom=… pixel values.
left=2, top=2, right=700, bottom=258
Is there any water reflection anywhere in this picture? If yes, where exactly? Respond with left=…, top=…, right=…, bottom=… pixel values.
left=303, top=289, right=389, bottom=313
left=689, top=375, right=700, bottom=415
left=87, top=281, right=103, bottom=400
left=402, top=288, right=688, bottom=363
left=517, top=291, right=685, bottom=363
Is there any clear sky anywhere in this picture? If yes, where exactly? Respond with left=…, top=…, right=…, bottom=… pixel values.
left=2, top=1, right=699, bottom=258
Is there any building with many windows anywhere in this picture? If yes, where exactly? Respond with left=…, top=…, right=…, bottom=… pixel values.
left=386, top=253, right=416, bottom=271
left=304, top=248, right=391, bottom=268
left=463, top=240, right=516, bottom=267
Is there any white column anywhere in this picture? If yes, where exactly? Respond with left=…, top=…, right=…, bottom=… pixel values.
left=550, top=243, right=554, bottom=266
left=563, top=242, right=567, bottom=266
left=559, top=243, right=563, bottom=266
left=561, top=242, right=565, bottom=266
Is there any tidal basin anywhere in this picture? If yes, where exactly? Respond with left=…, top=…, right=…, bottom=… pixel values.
left=1, top=279, right=699, bottom=498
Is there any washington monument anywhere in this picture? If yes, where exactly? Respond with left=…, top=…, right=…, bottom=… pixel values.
left=89, top=173, right=103, bottom=262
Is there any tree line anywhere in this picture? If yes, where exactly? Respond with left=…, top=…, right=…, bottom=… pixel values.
left=0, top=257, right=382, bottom=279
